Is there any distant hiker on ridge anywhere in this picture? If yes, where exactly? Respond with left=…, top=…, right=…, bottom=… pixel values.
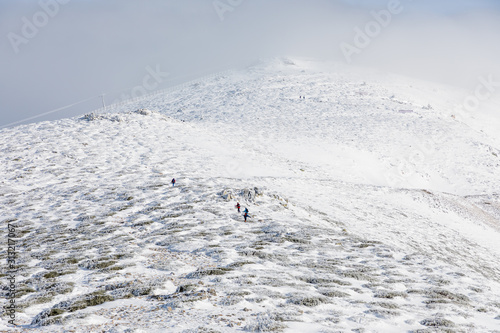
left=243, top=211, right=249, bottom=222
left=235, top=202, right=241, bottom=212
left=171, top=178, right=176, bottom=187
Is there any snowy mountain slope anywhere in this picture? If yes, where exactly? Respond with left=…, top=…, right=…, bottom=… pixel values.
left=1, top=59, right=500, bottom=332
left=119, top=58, right=500, bottom=195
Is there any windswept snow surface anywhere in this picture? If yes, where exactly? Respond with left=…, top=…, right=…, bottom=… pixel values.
left=1, top=59, right=500, bottom=332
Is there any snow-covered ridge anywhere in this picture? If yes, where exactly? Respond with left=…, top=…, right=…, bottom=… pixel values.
left=1, top=60, right=499, bottom=332
left=108, top=58, right=500, bottom=195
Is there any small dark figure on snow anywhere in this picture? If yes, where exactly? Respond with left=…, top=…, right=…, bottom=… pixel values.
left=235, top=202, right=241, bottom=212
left=243, top=212, right=249, bottom=222
left=171, top=178, right=176, bottom=187
left=243, top=207, right=249, bottom=214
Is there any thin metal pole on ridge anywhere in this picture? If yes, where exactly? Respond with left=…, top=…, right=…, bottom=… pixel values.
left=90, top=69, right=232, bottom=115
left=0, top=69, right=233, bottom=129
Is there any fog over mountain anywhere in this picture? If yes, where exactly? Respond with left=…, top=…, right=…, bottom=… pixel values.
left=1, top=0, right=500, bottom=127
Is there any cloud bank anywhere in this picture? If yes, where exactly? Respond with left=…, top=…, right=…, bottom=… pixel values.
left=1, top=0, right=499, bottom=127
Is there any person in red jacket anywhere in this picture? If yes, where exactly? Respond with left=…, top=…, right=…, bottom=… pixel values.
left=235, top=202, right=241, bottom=212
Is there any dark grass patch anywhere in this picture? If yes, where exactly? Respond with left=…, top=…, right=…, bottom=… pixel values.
left=226, top=261, right=254, bottom=269
left=48, top=308, right=65, bottom=317
left=117, top=205, right=133, bottom=212
left=105, top=282, right=149, bottom=298
left=319, top=290, right=350, bottom=298
left=32, top=291, right=114, bottom=326
left=337, top=270, right=378, bottom=282
left=243, top=312, right=287, bottom=332
left=303, top=277, right=351, bottom=286
left=374, top=290, right=408, bottom=299
left=21, top=281, right=75, bottom=307
left=469, top=286, right=483, bottom=293
left=161, top=213, right=183, bottom=219
left=30, top=295, right=55, bottom=305
left=282, top=236, right=310, bottom=244
left=43, top=270, right=76, bottom=279
left=220, top=296, right=243, bottom=306
left=15, top=287, right=36, bottom=298
left=288, top=295, right=328, bottom=307
left=186, top=267, right=233, bottom=279
left=17, top=228, right=32, bottom=237
left=228, top=290, right=252, bottom=297
left=370, top=302, right=399, bottom=309
left=366, top=308, right=400, bottom=318
left=237, top=250, right=289, bottom=262
left=424, top=299, right=451, bottom=305
left=132, top=220, right=154, bottom=227
left=176, top=284, right=198, bottom=293
left=68, top=291, right=115, bottom=312
left=420, top=317, right=456, bottom=328
left=65, top=257, right=80, bottom=264
left=96, top=260, right=117, bottom=269
left=430, top=289, right=469, bottom=304
left=408, top=288, right=469, bottom=305
left=78, top=259, right=117, bottom=270
left=108, top=266, right=125, bottom=271
left=113, top=253, right=132, bottom=260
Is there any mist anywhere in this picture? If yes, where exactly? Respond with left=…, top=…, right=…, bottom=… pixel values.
left=1, top=0, right=499, bottom=128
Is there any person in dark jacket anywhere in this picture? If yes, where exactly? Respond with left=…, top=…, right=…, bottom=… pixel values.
left=235, top=202, right=241, bottom=212
left=243, top=212, right=249, bottom=222
left=171, top=178, right=176, bottom=186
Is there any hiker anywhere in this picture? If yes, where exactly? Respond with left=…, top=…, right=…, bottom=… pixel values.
left=243, top=207, right=249, bottom=214
left=243, top=211, right=249, bottom=222
left=235, top=202, right=241, bottom=212
left=171, top=178, right=176, bottom=187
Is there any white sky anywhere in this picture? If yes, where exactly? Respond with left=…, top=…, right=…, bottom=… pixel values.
left=1, top=0, right=499, bottom=128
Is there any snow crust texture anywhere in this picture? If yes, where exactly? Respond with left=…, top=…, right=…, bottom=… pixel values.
left=1, top=59, right=500, bottom=332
